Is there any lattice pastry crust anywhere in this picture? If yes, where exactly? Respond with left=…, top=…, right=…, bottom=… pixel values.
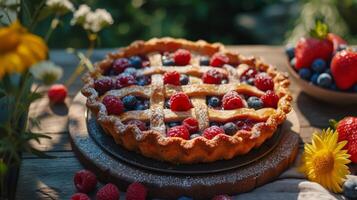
left=82, top=38, right=292, bottom=164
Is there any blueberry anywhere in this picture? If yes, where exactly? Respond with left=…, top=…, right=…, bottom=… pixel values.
left=210, top=122, right=221, bottom=127
left=285, top=46, right=295, bottom=60
left=177, top=196, right=193, bottom=200
left=207, top=96, right=221, bottom=107
left=135, top=102, right=148, bottom=110
left=310, top=73, right=319, bottom=85
left=353, top=84, right=357, bottom=93
left=337, top=44, right=348, bottom=52
left=290, top=57, right=296, bottom=68
left=317, top=73, right=332, bottom=88
left=123, top=67, right=137, bottom=77
left=311, top=59, right=326, bottom=73
left=129, top=56, right=142, bottom=68
left=222, top=122, right=238, bottom=135
left=343, top=177, right=357, bottom=199
left=180, top=74, right=189, bottom=85
left=168, top=122, right=180, bottom=127
left=221, top=79, right=228, bottom=84
left=330, top=83, right=338, bottom=91
left=136, top=76, right=150, bottom=86
left=190, top=134, right=201, bottom=139
left=247, top=96, right=263, bottom=110
left=162, top=58, right=175, bottom=66
left=122, top=95, right=137, bottom=110
left=199, top=56, right=210, bottom=66
left=298, top=68, right=312, bottom=80
left=247, top=78, right=255, bottom=85
left=165, top=100, right=171, bottom=108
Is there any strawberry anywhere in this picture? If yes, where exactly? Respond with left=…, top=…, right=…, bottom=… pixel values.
left=327, top=33, right=347, bottom=53
left=331, top=116, right=357, bottom=163
left=331, top=50, right=357, bottom=90
left=294, top=21, right=333, bottom=69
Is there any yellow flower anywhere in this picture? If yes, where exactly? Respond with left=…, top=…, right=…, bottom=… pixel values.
left=0, top=21, right=48, bottom=78
left=299, top=128, right=351, bottom=193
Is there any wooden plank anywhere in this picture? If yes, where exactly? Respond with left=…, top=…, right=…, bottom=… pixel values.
left=28, top=132, right=72, bottom=152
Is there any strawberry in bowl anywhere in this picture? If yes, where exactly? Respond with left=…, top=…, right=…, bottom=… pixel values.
left=285, top=21, right=357, bottom=104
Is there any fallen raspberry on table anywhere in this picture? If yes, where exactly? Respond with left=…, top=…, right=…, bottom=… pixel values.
left=102, top=95, right=124, bottom=115
left=115, top=74, right=137, bottom=89
left=48, top=84, right=67, bottom=104
left=254, top=73, right=274, bottom=91
left=167, top=125, right=190, bottom=140
left=212, top=194, right=232, bottom=200
left=210, top=53, right=229, bottom=67
left=73, top=170, right=97, bottom=193
left=173, top=49, right=191, bottom=66
left=113, top=58, right=131, bottom=74
left=261, top=90, right=279, bottom=108
left=169, top=92, right=192, bottom=111
left=203, top=126, right=225, bottom=139
left=163, top=71, right=181, bottom=85
left=126, top=119, right=147, bottom=131
left=126, top=182, right=148, bottom=200
left=96, top=183, right=120, bottom=200
left=94, top=77, right=113, bottom=95
left=183, top=117, right=199, bottom=133
left=71, top=193, right=90, bottom=200
left=222, top=91, right=244, bottom=110
left=202, top=69, right=225, bottom=84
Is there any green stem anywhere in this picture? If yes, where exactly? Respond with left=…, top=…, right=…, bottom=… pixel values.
left=65, top=33, right=97, bottom=87
left=44, top=15, right=60, bottom=43
left=28, top=0, right=46, bottom=31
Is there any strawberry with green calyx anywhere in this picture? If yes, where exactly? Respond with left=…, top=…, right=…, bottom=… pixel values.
left=294, top=21, right=333, bottom=69
left=330, top=116, right=357, bottom=163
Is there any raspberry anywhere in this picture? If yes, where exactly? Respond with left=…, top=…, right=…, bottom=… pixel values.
left=203, top=126, right=225, bottom=139
left=236, top=119, right=255, bottom=131
left=210, top=53, right=229, bottom=67
left=71, top=193, right=90, bottom=200
left=94, top=77, right=113, bottom=95
left=212, top=194, right=232, bottom=200
left=102, top=95, right=124, bottom=115
left=48, top=84, right=68, bottom=104
left=173, top=49, right=191, bottom=66
left=261, top=90, right=279, bottom=108
left=202, top=69, right=225, bottom=84
left=167, top=125, right=190, bottom=140
left=163, top=71, right=180, bottom=85
left=96, top=183, right=120, bottom=200
left=169, top=92, right=192, bottom=111
left=73, top=170, right=97, bottom=193
left=183, top=117, right=199, bottom=133
left=113, top=58, right=131, bottom=74
left=115, top=73, right=136, bottom=89
left=242, top=68, right=258, bottom=79
left=254, top=73, right=274, bottom=91
left=126, top=182, right=148, bottom=200
left=222, top=91, right=244, bottom=110
left=126, top=119, right=147, bottom=131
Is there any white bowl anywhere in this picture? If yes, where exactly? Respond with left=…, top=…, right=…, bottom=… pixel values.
left=287, top=63, right=357, bottom=105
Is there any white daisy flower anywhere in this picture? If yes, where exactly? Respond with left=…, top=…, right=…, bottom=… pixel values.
left=71, top=4, right=91, bottom=26
left=71, top=5, right=114, bottom=33
left=46, top=0, right=74, bottom=15
left=30, top=61, right=63, bottom=85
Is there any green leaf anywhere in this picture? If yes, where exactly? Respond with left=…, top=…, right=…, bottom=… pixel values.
left=329, top=119, right=338, bottom=130
left=0, top=160, right=8, bottom=176
left=309, top=20, right=329, bottom=40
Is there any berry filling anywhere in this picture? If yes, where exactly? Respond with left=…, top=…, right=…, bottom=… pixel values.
left=222, top=91, right=245, bottom=110
left=173, top=49, right=191, bottom=66
left=169, top=92, right=192, bottom=111
left=136, top=76, right=151, bottom=86
left=126, top=119, right=148, bottom=131
left=115, top=73, right=137, bottom=89
left=210, top=53, right=229, bottom=67
left=202, top=69, right=226, bottom=84
left=163, top=71, right=180, bottom=85
left=254, top=73, right=274, bottom=91
left=167, top=125, right=190, bottom=140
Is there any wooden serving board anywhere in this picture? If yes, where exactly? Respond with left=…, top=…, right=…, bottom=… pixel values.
left=69, top=93, right=300, bottom=199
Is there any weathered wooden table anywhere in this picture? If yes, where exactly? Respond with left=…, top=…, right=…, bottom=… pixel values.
left=16, top=46, right=357, bottom=199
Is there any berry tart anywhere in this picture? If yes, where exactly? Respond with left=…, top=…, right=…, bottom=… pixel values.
left=82, top=38, right=292, bottom=164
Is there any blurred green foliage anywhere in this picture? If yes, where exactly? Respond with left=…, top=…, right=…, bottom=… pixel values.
left=27, top=0, right=357, bottom=48
left=31, top=0, right=298, bottom=48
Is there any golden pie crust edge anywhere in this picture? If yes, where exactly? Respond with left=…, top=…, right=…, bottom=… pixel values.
left=81, top=37, right=293, bottom=164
